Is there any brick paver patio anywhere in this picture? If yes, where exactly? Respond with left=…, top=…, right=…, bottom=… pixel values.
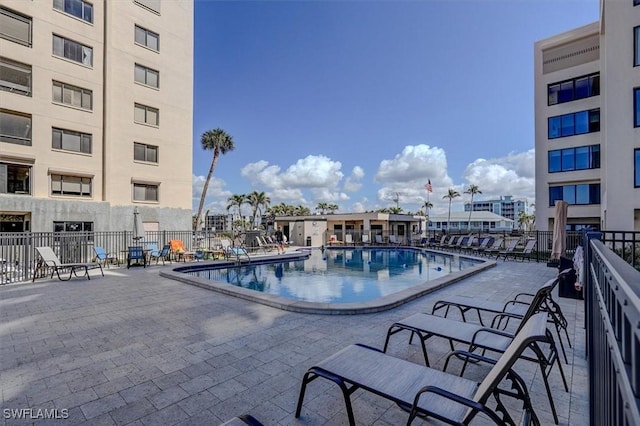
left=0, top=254, right=588, bottom=425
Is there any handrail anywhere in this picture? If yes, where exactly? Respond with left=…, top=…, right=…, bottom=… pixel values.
left=585, top=233, right=640, bottom=425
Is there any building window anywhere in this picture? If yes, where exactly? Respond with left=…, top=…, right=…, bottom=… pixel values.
left=53, top=81, right=93, bottom=110
left=548, top=145, right=600, bottom=173
left=134, top=103, right=159, bottom=126
left=133, top=183, right=158, bottom=202
left=636, top=26, right=640, bottom=66
left=134, top=25, right=159, bottom=51
left=548, top=109, right=600, bottom=139
left=635, top=88, right=640, bottom=127
left=548, top=73, right=599, bottom=105
left=0, top=7, right=32, bottom=47
left=53, top=221, right=93, bottom=232
left=0, top=162, right=31, bottom=194
left=134, top=0, right=160, bottom=14
left=52, top=34, right=93, bottom=66
left=549, top=183, right=600, bottom=206
left=51, top=174, right=92, bottom=197
left=134, top=64, right=159, bottom=88
left=53, top=0, right=93, bottom=23
left=0, top=109, right=31, bottom=146
left=52, top=127, right=92, bottom=154
left=0, top=57, right=31, bottom=96
left=134, top=142, right=158, bottom=163
left=635, top=149, right=640, bottom=188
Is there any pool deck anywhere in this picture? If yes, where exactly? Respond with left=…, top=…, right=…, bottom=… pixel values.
left=0, top=248, right=588, bottom=425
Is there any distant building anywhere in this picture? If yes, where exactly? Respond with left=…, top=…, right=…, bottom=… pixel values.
left=463, top=195, right=526, bottom=221
left=204, top=214, right=231, bottom=233
left=534, top=0, right=640, bottom=231
left=427, top=211, right=514, bottom=233
left=0, top=0, right=193, bottom=232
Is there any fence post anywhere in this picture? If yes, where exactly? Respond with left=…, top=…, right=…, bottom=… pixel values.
left=583, top=229, right=600, bottom=424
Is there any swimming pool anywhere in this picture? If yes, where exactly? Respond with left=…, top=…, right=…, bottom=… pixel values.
left=163, top=248, right=494, bottom=314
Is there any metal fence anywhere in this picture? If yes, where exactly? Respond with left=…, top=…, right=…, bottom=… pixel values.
left=0, top=230, right=215, bottom=284
left=584, top=231, right=640, bottom=425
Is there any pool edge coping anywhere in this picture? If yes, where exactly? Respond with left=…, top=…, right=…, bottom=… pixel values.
left=160, top=250, right=497, bottom=315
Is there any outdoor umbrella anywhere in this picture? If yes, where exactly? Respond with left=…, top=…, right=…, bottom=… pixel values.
left=133, top=207, right=144, bottom=242
left=551, top=200, right=569, bottom=260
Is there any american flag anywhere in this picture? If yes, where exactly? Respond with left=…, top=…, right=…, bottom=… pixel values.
left=424, top=179, right=433, bottom=193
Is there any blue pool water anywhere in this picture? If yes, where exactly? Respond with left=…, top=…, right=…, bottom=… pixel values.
left=183, top=248, right=480, bottom=304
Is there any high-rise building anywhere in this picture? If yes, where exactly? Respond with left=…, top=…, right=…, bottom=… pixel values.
left=0, top=0, right=193, bottom=232
left=534, top=0, right=640, bottom=232
left=463, top=195, right=526, bottom=221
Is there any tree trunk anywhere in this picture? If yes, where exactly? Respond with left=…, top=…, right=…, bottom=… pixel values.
left=194, top=150, right=220, bottom=231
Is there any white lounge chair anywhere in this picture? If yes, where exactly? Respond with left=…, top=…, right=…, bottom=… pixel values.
left=35, top=246, right=103, bottom=281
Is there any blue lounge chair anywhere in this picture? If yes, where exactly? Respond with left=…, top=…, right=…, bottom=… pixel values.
left=127, top=246, right=146, bottom=268
left=93, top=246, right=118, bottom=268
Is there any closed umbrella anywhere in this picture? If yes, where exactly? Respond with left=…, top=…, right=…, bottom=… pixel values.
left=551, top=200, right=568, bottom=260
left=133, top=207, right=144, bottom=242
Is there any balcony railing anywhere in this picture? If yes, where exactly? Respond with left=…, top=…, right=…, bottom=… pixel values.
left=584, top=231, right=640, bottom=425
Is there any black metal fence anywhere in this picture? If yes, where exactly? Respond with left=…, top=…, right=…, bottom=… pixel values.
left=584, top=231, right=640, bottom=425
left=0, top=230, right=218, bottom=284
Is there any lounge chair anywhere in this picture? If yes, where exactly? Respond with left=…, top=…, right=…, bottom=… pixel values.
left=494, top=238, right=519, bottom=259
left=431, top=269, right=572, bottom=362
left=328, top=235, right=343, bottom=246
left=150, top=244, right=171, bottom=265
left=442, top=236, right=460, bottom=250
left=255, top=236, right=273, bottom=253
left=505, top=239, right=537, bottom=262
left=481, top=237, right=503, bottom=257
left=470, top=237, right=491, bottom=256
left=345, top=234, right=354, bottom=245
left=93, top=246, right=118, bottom=268
left=389, top=235, right=402, bottom=245
left=430, top=235, right=446, bottom=249
left=35, top=246, right=103, bottom=281
left=296, top=313, right=549, bottom=425
left=127, top=246, right=147, bottom=268
left=361, top=234, right=370, bottom=245
left=221, top=239, right=251, bottom=262
left=374, top=234, right=385, bottom=245
left=169, top=239, right=194, bottom=262
left=383, top=275, right=568, bottom=424
left=457, top=235, right=474, bottom=253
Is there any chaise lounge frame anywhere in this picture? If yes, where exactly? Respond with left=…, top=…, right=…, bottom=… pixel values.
left=296, top=313, right=550, bottom=426
left=383, top=275, right=568, bottom=424
left=34, top=246, right=104, bottom=281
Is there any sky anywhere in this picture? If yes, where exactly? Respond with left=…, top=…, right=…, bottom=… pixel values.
left=192, top=0, right=600, bottom=217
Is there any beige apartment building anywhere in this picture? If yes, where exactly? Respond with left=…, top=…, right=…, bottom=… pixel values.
left=0, top=0, right=193, bottom=233
left=534, top=0, right=640, bottom=232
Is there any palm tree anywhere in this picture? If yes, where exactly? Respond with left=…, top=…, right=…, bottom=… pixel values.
left=464, top=184, right=482, bottom=231
left=443, top=188, right=461, bottom=230
left=423, top=200, right=434, bottom=218
left=294, top=205, right=311, bottom=216
left=389, top=206, right=404, bottom=214
left=194, top=128, right=235, bottom=231
left=316, top=202, right=329, bottom=214
left=227, top=194, right=247, bottom=228
left=327, top=203, right=339, bottom=214
left=248, top=191, right=270, bottom=229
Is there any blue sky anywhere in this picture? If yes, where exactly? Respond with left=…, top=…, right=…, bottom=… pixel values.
left=192, top=0, right=599, bottom=216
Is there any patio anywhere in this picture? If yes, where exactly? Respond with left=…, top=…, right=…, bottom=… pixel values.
left=0, top=257, right=588, bottom=425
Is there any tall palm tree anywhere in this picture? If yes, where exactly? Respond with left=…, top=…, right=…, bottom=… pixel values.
left=194, top=128, right=235, bottom=231
left=423, top=201, right=434, bottom=218
left=443, top=188, right=461, bottom=230
left=327, top=203, right=339, bottom=214
left=464, top=184, right=482, bottom=231
left=248, top=191, right=270, bottom=229
left=389, top=206, right=403, bottom=214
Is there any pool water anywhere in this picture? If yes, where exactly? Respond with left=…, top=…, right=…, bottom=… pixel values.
left=183, top=248, right=480, bottom=304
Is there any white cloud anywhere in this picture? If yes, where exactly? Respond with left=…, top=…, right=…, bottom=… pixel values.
left=343, top=166, right=364, bottom=192
left=192, top=175, right=233, bottom=212
left=463, top=149, right=535, bottom=204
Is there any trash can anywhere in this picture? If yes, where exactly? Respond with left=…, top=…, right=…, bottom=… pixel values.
left=306, top=236, right=312, bottom=247
left=557, top=256, right=583, bottom=299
